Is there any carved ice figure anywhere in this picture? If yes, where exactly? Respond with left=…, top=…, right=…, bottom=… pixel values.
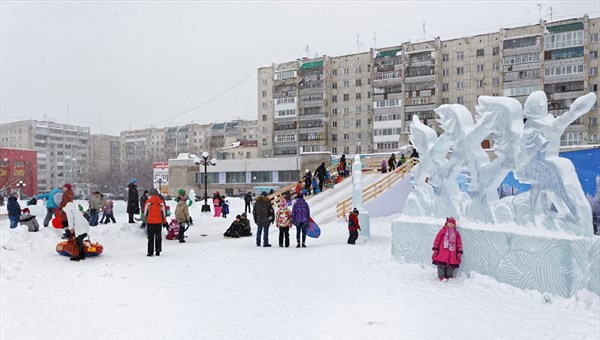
left=464, top=96, right=524, bottom=223
left=513, top=91, right=596, bottom=236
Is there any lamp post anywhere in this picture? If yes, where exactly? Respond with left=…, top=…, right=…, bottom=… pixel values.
left=16, top=180, right=26, bottom=198
left=194, top=152, right=216, bottom=212
left=158, top=177, right=163, bottom=193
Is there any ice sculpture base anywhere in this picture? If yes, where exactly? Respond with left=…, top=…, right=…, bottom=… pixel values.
left=391, top=217, right=599, bottom=298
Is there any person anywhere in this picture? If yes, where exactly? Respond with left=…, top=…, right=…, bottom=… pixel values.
left=37, top=186, right=61, bottom=228
left=7, top=192, right=21, bottom=229
left=381, top=159, right=387, bottom=174
left=410, top=148, right=419, bottom=159
left=127, top=178, right=140, bottom=224
left=88, top=191, right=101, bottom=226
left=99, top=194, right=107, bottom=224
left=276, top=198, right=292, bottom=247
left=59, top=184, right=74, bottom=229
left=399, top=154, right=406, bottom=166
left=295, top=181, right=303, bottom=196
left=103, top=199, right=116, bottom=224
left=388, top=153, right=397, bottom=171
left=19, top=208, right=40, bottom=232
left=221, top=196, right=229, bottom=218
left=224, top=215, right=244, bottom=238
left=303, top=169, right=312, bottom=196
left=0, top=193, right=4, bottom=207
left=144, top=188, right=167, bottom=256
left=253, top=191, right=274, bottom=247
left=431, top=217, right=463, bottom=281
left=244, top=191, right=253, bottom=214
left=174, top=189, right=190, bottom=243
left=312, top=176, right=319, bottom=194
left=213, top=192, right=222, bottom=217
left=338, top=155, right=347, bottom=178
left=63, top=201, right=90, bottom=261
left=315, top=162, right=327, bottom=192
left=139, top=190, right=149, bottom=228
left=239, top=212, right=252, bottom=237
left=347, top=207, right=361, bottom=244
left=291, top=193, right=310, bottom=248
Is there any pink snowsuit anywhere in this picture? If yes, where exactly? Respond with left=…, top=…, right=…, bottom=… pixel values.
left=432, top=219, right=463, bottom=268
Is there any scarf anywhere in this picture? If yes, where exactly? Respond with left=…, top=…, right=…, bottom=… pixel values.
left=443, top=226, right=457, bottom=251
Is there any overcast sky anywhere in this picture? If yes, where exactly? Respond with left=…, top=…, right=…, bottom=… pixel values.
left=1, top=1, right=598, bottom=136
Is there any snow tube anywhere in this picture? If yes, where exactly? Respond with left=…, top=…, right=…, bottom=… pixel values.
left=56, top=239, right=104, bottom=257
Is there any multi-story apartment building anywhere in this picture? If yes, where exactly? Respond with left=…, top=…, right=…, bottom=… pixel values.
left=88, top=134, right=121, bottom=183
left=258, top=15, right=599, bottom=156
left=0, top=120, right=89, bottom=193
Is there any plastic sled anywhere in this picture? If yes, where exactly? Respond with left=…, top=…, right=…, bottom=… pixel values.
left=56, top=236, right=104, bottom=257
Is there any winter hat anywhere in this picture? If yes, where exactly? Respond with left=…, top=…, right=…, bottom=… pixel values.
left=11, top=192, right=18, bottom=197
left=241, top=212, right=247, bottom=217
left=279, top=198, right=287, bottom=207
left=22, top=208, right=30, bottom=214
left=130, top=178, right=137, bottom=184
left=445, top=217, right=457, bottom=226
left=63, top=183, right=72, bottom=190
left=143, top=190, right=149, bottom=194
left=353, top=207, right=359, bottom=215
left=261, top=191, right=268, bottom=197
left=178, top=189, right=186, bottom=196
left=235, top=215, right=241, bottom=220
left=150, top=188, right=159, bottom=195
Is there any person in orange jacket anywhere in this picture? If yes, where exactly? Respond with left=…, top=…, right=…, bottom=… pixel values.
left=144, top=189, right=167, bottom=257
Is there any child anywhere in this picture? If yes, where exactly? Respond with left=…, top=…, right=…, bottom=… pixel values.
left=276, top=198, right=292, bottom=247
left=431, top=217, right=463, bottom=281
left=381, top=159, right=387, bottom=173
left=213, top=193, right=221, bottom=217
left=221, top=198, right=229, bottom=218
left=347, top=207, right=360, bottom=244
left=224, top=215, right=244, bottom=238
left=175, top=190, right=190, bottom=243
left=19, top=208, right=40, bottom=232
left=103, top=199, right=116, bottom=224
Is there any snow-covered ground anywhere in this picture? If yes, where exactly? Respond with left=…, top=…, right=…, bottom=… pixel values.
left=1, top=195, right=598, bottom=340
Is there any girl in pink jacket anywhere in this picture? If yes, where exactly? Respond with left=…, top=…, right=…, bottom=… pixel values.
left=432, top=217, right=463, bottom=281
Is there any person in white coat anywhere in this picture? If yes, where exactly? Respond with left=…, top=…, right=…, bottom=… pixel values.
left=64, top=202, right=90, bottom=261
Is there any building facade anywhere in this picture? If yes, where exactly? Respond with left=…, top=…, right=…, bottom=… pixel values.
left=0, top=148, right=38, bottom=197
left=258, top=15, right=600, bottom=156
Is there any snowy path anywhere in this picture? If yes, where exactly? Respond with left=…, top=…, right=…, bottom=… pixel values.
left=1, top=198, right=598, bottom=340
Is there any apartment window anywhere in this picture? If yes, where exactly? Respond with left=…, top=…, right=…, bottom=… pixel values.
left=442, top=53, right=449, bottom=61
left=343, top=80, right=350, bottom=87
left=457, top=96, right=464, bottom=104
left=456, top=81, right=464, bottom=89
left=477, top=64, right=484, bottom=72
left=251, top=171, right=273, bottom=183
left=477, top=79, right=484, bottom=88
left=332, top=69, right=338, bottom=76
left=591, top=84, right=598, bottom=92
left=355, top=106, right=362, bottom=113
left=493, top=77, right=500, bottom=86
left=442, top=83, right=449, bottom=92
left=476, top=49, right=484, bottom=57
left=332, top=108, right=338, bottom=115
left=344, top=146, right=350, bottom=154
left=493, top=62, right=500, bottom=71
left=589, top=117, right=598, bottom=126
left=343, top=107, right=350, bottom=114
left=442, top=98, right=449, bottom=104
left=343, top=94, right=350, bottom=101
left=262, top=103, right=267, bottom=110
left=442, top=69, right=449, bottom=77
left=332, top=95, right=337, bottom=102
left=457, top=67, right=464, bottom=75
left=493, top=46, right=500, bottom=56
left=343, top=68, right=350, bottom=75
left=356, top=119, right=362, bottom=127
left=262, top=139, right=267, bottom=145
left=456, top=51, right=464, bottom=60
left=355, top=93, right=362, bottom=100
left=590, top=51, right=598, bottom=59
left=343, top=133, right=350, bottom=140
left=262, top=79, right=268, bottom=85
left=591, top=33, right=599, bottom=42
left=331, top=121, right=337, bottom=128
left=591, top=67, right=599, bottom=76
left=262, top=91, right=267, bottom=97
left=262, top=115, right=267, bottom=121
left=343, top=120, right=350, bottom=128
left=332, top=82, right=338, bottom=89
left=332, top=146, right=337, bottom=154
left=355, top=79, right=362, bottom=86
left=332, top=134, right=337, bottom=141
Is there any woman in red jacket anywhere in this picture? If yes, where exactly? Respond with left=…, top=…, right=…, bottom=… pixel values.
left=432, top=217, right=463, bottom=281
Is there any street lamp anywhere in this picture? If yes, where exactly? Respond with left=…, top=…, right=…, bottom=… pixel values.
left=16, top=180, right=26, bottom=198
left=158, top=177, right=163, bottom=193
left=194, top=151, right=217, bottom=212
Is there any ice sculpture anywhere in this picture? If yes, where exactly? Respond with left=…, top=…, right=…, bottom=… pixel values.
left=352, top=155, right=370, bottom=238
left=403, top=91, right=596, bottom=237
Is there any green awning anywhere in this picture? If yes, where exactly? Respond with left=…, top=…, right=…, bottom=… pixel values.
left=375, top=49, right=401, bottom=59
left=300, top=60, right=323, bottom=70
left=547, top=22, right=584, bottom=33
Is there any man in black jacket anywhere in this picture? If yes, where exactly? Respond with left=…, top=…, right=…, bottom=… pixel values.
left=244, top=191, right=253, bottom=214
left=253, top=192, right=274, bottom=247
left=127, top=178, right=140, bottom=223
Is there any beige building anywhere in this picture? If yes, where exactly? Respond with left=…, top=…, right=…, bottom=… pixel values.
left=0, top=120, right=90, bottom=193
left=258, top=15, right=600, bottom=156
